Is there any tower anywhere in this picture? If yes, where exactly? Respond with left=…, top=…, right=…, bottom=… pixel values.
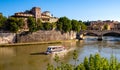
left=31, top=7, right=41, bottom=21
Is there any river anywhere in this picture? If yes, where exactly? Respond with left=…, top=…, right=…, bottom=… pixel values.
left=0, top=36, right=120, bottom=70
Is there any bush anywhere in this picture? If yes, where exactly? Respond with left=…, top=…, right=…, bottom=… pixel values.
left=47, top=52, right=120, bottom=70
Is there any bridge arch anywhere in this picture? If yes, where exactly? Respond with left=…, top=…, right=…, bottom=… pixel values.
left=101, top=30, right=120, bottom=36
left=85, top=32, right=98, bottom=36
left=103, top=32, right=120, bottom=36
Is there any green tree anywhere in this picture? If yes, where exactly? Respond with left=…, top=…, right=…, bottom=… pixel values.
left=84, top=21, right=91, bottom=26
left=109, top=55, right=117, bottom=70
left=43, top=22, right=52, bottom=30
left=79, top=21, right=87, bottom=30
left=89, top=54, right=95, bottom=70
left=57, top=17, right=72, bottom=32
left=84, top=57, right=89, bottom=70
left=75, top=63, right=85, bottom=70
left=102, top=58, right=109, bottom=70
left=0, top=14, right=7, bottom=29
left=54, top=54, right=60, bottom=67
left=73, top=50, right=78, bottom=67
left=47, top=53, right=120, bottom=70
left=6, top=21, right=19, bottom=33
left=36, top=18, right=43, bottom=30
left=57, top=22, right=62, bottom=31
left=51, top=22, right=56, bottom=30
left=71, top=19, right=80, bottom=32
left=5, top=17, right=19, bottom=32
left=17, top=18, right=25, bottom=29
left=116, top=63, right=120, bottom=70
left=94, top=53, right=101, bottom=70
left=47, top=63, right=54, bottom=70
left=103, top=24, right=108, bottom=30
left=64, top=64, right=73, bottom=70
left=27, top=17, right=37, bottom=32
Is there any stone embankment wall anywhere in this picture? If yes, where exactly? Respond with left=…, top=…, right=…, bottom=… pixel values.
left=17, top=30, right=76, bottom=43
left=0, top=31, right=77, bottom=44
left=0, top=33, right=16, bottom=44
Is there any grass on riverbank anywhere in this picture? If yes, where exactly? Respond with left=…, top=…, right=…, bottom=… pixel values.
left=0, top=39, right=77, bottom=47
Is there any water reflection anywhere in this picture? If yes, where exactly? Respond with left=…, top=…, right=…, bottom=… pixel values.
left=0, top=47, right=16, bottom=58
left=30, top=52, right=46, bottom=55
left=69, top=36, right=120, bottom=65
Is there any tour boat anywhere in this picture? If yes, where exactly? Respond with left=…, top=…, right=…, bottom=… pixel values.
left=45, top=46, right=66, bottom=55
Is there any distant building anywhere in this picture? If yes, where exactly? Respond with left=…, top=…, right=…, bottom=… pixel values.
left=115, top=23, right=120, bottom=30
left=41, top=11, right=58, bottom=23
left=12, top=7, right=58, bottom=23
left=88, top=20, right=120, bottom=30
left=42, top=11, right=51, bottom=17
left=11, top=7, right=58, bottom=31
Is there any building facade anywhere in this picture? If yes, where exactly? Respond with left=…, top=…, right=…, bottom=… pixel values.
left=12, top=7, right=58, bottom=23
left=11, top=7, right=58, bottom=31
left=88, top=20, right=120, bottom=30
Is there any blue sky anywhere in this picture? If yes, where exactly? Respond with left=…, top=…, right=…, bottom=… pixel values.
left=0, top=0, right=120, bottom=21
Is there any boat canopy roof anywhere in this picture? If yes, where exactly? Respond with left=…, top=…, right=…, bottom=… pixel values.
left=48, top=46, right=63, bottom=48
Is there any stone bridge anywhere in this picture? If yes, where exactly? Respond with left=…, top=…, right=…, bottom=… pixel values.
left=79, top=30, right=120, bottom=36
left=77, top=30, right=120, bottom=41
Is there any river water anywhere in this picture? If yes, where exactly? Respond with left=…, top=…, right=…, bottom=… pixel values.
left=0, top=36, right=120, bottom=70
